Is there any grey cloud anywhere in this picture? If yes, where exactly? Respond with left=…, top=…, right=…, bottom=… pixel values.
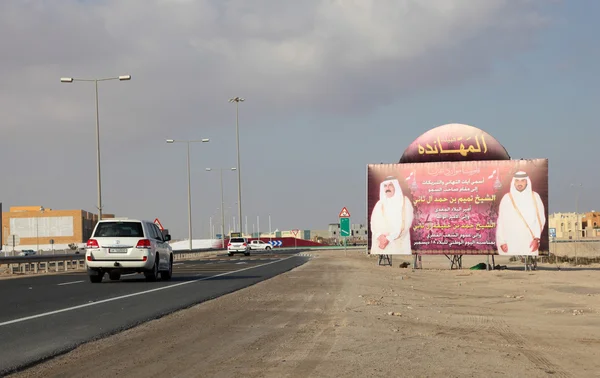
left=0, top=0, right=556, bottom=236
left=0, top=0, right=552, bottom=136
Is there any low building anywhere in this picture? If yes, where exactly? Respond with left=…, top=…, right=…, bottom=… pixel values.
left=328, top=222, right=368, bottom=240
left=582, top=211, right=600, bottom=238
left=1, top=205, right=111, bottom=251
left=549, top=212, right=583, bottom=239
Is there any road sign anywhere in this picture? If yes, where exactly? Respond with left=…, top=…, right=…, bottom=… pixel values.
left=49, top=239, right=54, bottom=245
left=154, top=218, right=164, bottom=231
left=291, top=229, right=299, bottom=237
left=339, top=207, right=350, bottom=217
left=549, top=228, right=556, bottom=238
left=340, top=217, right=351, bottom=237
left=268, top=240, right=283, bottom=247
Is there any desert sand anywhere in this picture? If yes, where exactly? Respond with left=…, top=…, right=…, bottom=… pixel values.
left=9, top=250, right=600, bottom=378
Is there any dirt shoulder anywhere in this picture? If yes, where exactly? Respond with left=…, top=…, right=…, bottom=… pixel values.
left=10, top=251, right=600, bottom=378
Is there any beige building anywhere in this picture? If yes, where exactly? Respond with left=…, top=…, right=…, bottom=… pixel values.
left=549, top=212, right=583, bottom=239
left=2, top=206, right=112, bottom=250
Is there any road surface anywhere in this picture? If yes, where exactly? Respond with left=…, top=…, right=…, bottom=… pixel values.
left=0, top=249, right=309, bottom=375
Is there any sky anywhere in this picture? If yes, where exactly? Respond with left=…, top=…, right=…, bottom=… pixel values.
left=1, top=0, right=599, bottom=240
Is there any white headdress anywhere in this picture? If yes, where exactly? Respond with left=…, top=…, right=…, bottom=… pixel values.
left=509, top=171, right=538, bottom=227
left=379, top=176, right=405, bottom=227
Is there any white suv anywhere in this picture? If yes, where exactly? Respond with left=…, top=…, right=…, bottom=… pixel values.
left=85, top=218, right=173, bottom=283
left=227, top=237, right=249, bottom=256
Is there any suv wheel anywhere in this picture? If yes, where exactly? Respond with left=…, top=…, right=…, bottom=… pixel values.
left=265, top=246, right=271, bottom=250
left=161, top=256, right=173, bottom=280
left=145, top=255, right=159, bottom=282
left=89, top=271, right=104, bottom=283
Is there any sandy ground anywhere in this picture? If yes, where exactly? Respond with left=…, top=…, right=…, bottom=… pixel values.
left=8, top=250, right=600, bottom=378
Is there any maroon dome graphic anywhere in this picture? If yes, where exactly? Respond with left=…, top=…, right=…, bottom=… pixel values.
left=399, top=123, right=510, bottom=163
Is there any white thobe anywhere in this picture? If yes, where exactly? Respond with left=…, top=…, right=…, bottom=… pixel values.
left=370, top=196, right=414, bottom=255
left=496, top=192, right=545, bottom=255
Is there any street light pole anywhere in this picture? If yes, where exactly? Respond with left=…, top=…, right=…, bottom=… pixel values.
left=269, top=214, right=272, bottom=242
left=167, top=138, right=210, bottom=251
left=229, top=97, right=245, bottom=233
left=36, top=206, right=45, bottom=252
left=572, top=183, right=582, bottom=265
left=61, top=75, right=131, bottom=220
left=206, top=167, right=236, bottom=249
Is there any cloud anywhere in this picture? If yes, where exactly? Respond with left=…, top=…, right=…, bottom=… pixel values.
left=0, top=0, right=551, bottom=137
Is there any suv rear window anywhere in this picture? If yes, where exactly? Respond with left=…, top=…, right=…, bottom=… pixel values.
left=230, top=238, right=245, bottom=243
left=93, top=221, right=144, bottom=238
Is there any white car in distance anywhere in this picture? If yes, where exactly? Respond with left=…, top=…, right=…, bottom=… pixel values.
left=249, top=240, right=272, bottom=251
left=85, top=218, right=173, bottom=283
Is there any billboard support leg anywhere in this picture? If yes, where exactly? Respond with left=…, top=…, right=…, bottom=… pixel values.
left=492, top=255, right=496, bottom=270
left=413, top=254, right=422, bottom=269
left=445, top=254, right=462, bottom=269
left=486, top=255, right=490, bottom=271
left=378, top=254, right=392, bottom=266
left=523, top=256, right=537, bottom=271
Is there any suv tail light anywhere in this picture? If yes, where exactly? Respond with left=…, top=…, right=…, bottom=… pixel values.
left=227, top=243, right=231, bottom=247
left=87, top=239, right=99, bottom=249
left=242, top=243, right=247, bottom=246
left=136, top=239, right=152, bottom=249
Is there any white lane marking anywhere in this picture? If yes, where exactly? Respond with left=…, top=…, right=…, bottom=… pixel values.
left=57, top=280, right=85, bottom=286
left=173, top=263, right=184, bottom=266
left=0, top=256, right=295, bottom=327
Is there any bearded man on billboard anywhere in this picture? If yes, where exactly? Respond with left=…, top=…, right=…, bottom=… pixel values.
left=496, top=171, right=546, bottom=255
left=370, top=176, right=414, bottom=255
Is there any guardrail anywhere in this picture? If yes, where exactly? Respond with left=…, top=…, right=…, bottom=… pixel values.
left=0, top=246, right=329, bottom=276
left=0, top=254, right=85, bottom=275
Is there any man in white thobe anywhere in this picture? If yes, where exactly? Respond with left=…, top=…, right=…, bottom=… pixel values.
left=370, top=176, right=414, bottom=255
left=496, top=171, right=546, bottom=255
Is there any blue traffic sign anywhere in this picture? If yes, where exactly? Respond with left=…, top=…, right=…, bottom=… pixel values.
left=268, top=240, right=283, bottom=247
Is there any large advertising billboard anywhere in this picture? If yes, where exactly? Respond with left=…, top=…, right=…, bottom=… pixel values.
left=367, top=159, right=548, bottom=256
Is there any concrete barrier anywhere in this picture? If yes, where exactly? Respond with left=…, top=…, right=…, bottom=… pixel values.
left=549, top=241, right=600, bottom=259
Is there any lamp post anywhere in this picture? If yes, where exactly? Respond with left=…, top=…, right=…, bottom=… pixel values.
left=228, top=96, right=244, bottom=233
left=206, top=167, right=236, bottom=249
left=571, top=183, right=582, bottom=265
left=269, top=214, right=272, bottom=242
left=60, top=75, right=131, bottom=220
left=167, top=138, right=210, bottom=251
left=36, top=206, right=45, bottom=252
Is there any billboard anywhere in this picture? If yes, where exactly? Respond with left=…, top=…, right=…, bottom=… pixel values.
left=367, top=159, right=548, bottom=256
left=399, top=123, right=511, bottom=163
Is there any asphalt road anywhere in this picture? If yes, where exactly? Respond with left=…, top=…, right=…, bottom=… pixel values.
left=0, top=249, right=310, bottom=375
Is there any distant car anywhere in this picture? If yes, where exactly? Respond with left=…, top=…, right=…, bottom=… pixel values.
left=19, top=250, right=36, bottom=256
left=85, top=218, right=173, bottom=283
left=228, top=237, right=249, bottom=256
left=249, top=240, right=272, bottom=251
